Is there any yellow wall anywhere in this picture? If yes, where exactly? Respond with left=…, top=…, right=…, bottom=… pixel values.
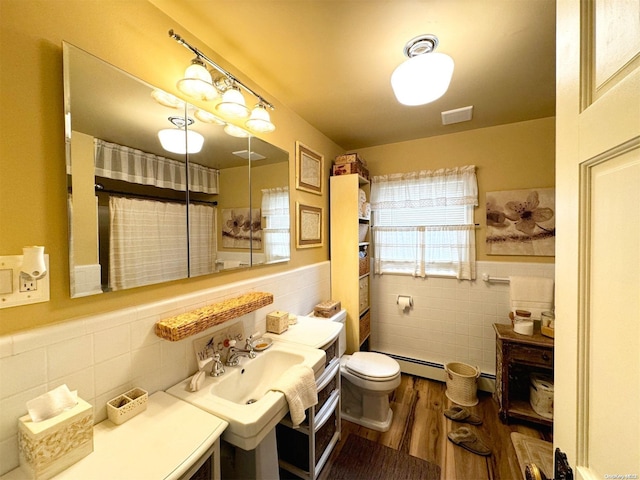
left=0, top=1, right=555, bottom=335
left=0, top=0, right=340, bottom=335
left=357, top=117, right=556, bottom=263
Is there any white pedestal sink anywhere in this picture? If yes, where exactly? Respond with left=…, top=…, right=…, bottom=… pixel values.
left=166, top=341, right=325, bottom=451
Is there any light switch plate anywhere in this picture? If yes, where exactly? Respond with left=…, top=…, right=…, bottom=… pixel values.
left=0, top=269, right=13, bottom=295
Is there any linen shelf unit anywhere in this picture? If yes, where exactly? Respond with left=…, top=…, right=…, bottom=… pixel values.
left=330, top=174, right=371, bottom=353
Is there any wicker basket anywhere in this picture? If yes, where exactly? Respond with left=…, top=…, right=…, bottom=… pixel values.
left=445, top=362, right=480, bottom=407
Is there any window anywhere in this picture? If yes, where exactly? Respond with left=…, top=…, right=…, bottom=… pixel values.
left=370, top=165, right=477, bottom=279
left=261, top=187, right=290, bottom=263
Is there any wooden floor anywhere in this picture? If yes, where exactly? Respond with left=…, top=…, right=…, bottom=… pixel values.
left=317, top=374, right=552, bottom=480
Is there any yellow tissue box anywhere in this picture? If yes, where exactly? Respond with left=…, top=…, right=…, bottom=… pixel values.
left=18, top=398, right=94, bottom=479
left=267, top=310, right=289, bottom=334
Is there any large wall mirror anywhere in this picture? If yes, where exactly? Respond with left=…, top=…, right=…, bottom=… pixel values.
left=64, top=42, right=290, bottom=298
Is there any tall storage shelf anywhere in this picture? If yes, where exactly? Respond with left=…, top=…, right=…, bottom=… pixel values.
left=330, top=174, right=371, bottom=354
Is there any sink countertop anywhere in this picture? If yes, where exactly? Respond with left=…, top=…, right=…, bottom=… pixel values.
left=264, top=315, right=342, bottom=348
left=2, top=392, right=227, bottom=480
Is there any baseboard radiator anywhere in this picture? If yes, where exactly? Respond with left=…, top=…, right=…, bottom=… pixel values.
left=374, top=352, right=496, bottom=394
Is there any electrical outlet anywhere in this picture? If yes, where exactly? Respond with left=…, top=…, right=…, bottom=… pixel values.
left=19, top=272, right=37, bottom=292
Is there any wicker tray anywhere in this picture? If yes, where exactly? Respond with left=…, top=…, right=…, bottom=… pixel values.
left=155, top=292, right=273, bottom=341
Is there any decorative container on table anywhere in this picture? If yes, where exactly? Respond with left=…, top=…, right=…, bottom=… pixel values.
left=314, top=300, right=342, bottom=318
left=267, top=310, right=289, bottom=334
left=107, top=387, right=148, bottom=425
left=18, top=398, right=94, bottom=480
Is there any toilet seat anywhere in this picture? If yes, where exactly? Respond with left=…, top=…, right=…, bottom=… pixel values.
left=342, top=352, right=401, bottom=382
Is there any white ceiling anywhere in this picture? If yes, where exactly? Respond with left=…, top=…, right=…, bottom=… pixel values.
left=151, top=0, right=556, bottom=151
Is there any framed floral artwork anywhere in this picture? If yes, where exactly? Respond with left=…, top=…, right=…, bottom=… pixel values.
left=222, top=208, right=262, bottom=249
left=296, top=202, right=323, bottom=248
left=486, top=187, right=555, bottom=256
left=295, top=141, right=323, bottom=195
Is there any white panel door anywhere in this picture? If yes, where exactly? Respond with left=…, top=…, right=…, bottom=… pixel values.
left=555, top=0, right=640, bottom=478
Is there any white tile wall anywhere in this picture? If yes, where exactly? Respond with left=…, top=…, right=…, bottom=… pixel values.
left=0, top=261, right=330, bottom=476
left=369, top=261, right=554, bottom=378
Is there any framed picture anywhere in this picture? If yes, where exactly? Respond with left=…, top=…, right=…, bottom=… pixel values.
left=296, top=202, right=323, bottom=248
left=295, top=141, right=323, bottom=195
left=486, top=187, right=555, bottom=256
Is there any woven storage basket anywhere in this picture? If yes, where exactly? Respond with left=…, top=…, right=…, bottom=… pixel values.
left=445, top=362, right=480, bottom=407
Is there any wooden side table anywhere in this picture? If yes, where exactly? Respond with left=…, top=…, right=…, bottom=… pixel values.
left=493, top=323, right=554, bottom=426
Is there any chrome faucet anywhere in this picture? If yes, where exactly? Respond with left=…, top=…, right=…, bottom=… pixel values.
left=225, top=337, right=257, bottom=366
left=210, top=351, right=225, bottom=377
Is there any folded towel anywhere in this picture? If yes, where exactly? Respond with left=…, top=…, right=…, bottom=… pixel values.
left=509, top=276, right=554, bottom=320
left=271, top=365, right=317, bottom=427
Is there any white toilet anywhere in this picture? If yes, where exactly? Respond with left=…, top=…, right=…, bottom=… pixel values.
left=331, top=310, right=401, bottom=432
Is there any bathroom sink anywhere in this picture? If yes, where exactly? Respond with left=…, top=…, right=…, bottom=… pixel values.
left=210, top=348, right=306, bottom=404
left=166, top=341, right=325, bottom=450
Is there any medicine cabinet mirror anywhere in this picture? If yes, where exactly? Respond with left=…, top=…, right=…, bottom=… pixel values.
left=64, top=42, right=290, bottom=298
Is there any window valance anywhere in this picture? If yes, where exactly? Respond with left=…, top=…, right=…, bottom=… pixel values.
left=94, top=139, right=219, bottom=194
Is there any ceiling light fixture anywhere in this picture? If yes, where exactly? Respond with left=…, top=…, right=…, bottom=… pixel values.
left=391, top=34, right=454, bottom=106
left=169, top=29, right=275, bottom=133
left=158, top=116, right=204, bottom=154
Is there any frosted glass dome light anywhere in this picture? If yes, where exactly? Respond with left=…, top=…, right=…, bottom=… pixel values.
left=391, top=34, right=454, bottom=106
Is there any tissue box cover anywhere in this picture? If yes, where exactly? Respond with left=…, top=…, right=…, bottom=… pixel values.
left=314, top=300, right=342, bottom=318
left=18, top=398, right=93, bottom=479
left=267, top=310, right=289, bottom=334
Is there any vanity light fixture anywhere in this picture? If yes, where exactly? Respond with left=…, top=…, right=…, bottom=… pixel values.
left=158, top=116, right=204, bottom=154
left=169, top=29, right=275, bottom=133
left=151, top=89, right=185, bottom=109
left=216, top=84, right=250, bottom=119
left=246, top=102, right=276, bottom=133
left=194, top=108, right=225, bottom=125
left=391, top=34, right=454, bottom=106
left=223, top=124, right=252, bottom=138
left=176, top=56, right=219, bottom=101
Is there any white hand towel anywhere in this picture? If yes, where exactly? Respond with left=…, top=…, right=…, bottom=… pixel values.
left=271, top=365, right=317, bottom=427
left=509, top=276, right=554, bottom=320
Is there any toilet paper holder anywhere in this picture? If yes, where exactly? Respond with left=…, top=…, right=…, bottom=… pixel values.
left=397, top=295, right=413, bottom=310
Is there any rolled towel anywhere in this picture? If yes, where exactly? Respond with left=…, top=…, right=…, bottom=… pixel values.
left=358, top=188, right=367, bottom=205
left=360, top=202, right=371, bottom=219
left=270, top=365, right=317, bottom=427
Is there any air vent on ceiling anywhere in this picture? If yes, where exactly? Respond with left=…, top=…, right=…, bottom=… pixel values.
left=441, top=106, right=474, bottom=125
left=232, top=150, right=266, bottom=161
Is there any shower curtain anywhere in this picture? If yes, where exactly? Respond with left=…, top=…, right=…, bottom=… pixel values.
left=109, top=197, right=216, bottom=290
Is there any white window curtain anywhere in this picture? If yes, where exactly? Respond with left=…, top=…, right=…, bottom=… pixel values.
left=370, top=165, right=478, bottom=280
left=109, top=197, right=188, bottom=290
left=189, top=203, right=217, bottom=276
left=261, top=187, right=290, bottom=263
left=95, top=139, right=219, bottom=194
